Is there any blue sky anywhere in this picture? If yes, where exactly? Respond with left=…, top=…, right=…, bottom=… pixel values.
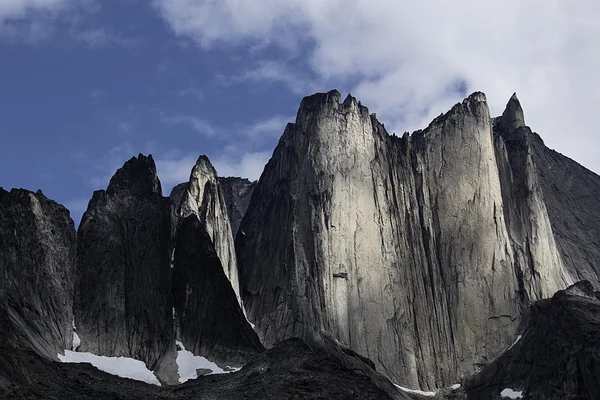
left=1, top=0, right=599, bottom=224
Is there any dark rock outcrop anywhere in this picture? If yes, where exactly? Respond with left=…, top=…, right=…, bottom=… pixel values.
left=1, top=338, right=402, bottom=400
left=465, top=281, right=600, bottom=400
left=236, top=90, right=574, bottom=389
left=74, top=154, right=177, bottom=383
left=0, top=188, right=76, bottom=391
left=172, top=214, right=264, bottom=367
left=218, top=177, right=257, bottom=238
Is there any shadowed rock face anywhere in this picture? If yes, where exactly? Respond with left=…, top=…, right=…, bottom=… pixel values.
left=0, top=188, right=76, bottom=391
left=527, top=131, right=600, bottom=288
left=466, top=281, right=600, bottom=400
left=172, top=215, right=264, bottom=367
left=218, top=177, right=257, bottom=238
left=236, top=90, right=575, bottom=389
left=74, top=154, right=176, bottom=382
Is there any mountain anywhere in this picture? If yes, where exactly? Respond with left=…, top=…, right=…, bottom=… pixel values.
left=1, top=89, right=600, bottom=399
left=74, top=154, right=177, bottom=384
left=236, top=90, right=591, bottom=389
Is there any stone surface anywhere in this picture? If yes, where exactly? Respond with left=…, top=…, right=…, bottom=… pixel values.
left=172, top=214, right=264, bottom=367
left=465, top=281, right=600, bottom=400
left=0, top=188, right=76, bottom=390
left=74, top=154, right=177, bottom=384
left=237, top=90, right=573, bottom=389
left=218, top=177, right=257, bottom=238
left=177, top=156, right=241, bottom=303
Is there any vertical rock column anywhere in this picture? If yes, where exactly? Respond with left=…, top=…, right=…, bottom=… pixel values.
left=74, top=154, right=177, bottom=384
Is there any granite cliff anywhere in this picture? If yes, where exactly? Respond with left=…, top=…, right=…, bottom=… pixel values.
left=236, top=90, right=583, bottom=389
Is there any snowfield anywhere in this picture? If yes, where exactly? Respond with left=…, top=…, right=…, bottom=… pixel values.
left=58, top=350, right=161, bottom=386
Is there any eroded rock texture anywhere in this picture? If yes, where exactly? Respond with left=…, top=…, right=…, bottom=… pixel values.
left=466, top=281, right=600, bottom=400
left=177, top=156, right=241, bottom=302
left=172, top=215, right=264, bottom=367
left=0, top=188, right=76, bottom=390
left=218, top=177, right=257, bottom=238
left=74, top=155, right=176, bottom=382
left=237, top=90, right=575, bottom=389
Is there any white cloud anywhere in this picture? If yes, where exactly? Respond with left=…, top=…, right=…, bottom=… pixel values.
left=154, top=0, right=600, bottom=173
left=211, top=151, right=271, bottom=181
left=154, top=154, right=197, bottom=191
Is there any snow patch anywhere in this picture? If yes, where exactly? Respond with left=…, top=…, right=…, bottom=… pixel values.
left=394, top=384, right=436, bottom=397
left=58, top=351, right=160, bottom=386
left=72, top=332, right=81, bottom=351
left=241, top=302, right=255, bottom=329
left=176, top=340, right=239, bottom=383
left=501, top=388, right=523, bottom=399
left=507, top=335, right=522, bottom=351
left=450, top=383, right=461, bottom=390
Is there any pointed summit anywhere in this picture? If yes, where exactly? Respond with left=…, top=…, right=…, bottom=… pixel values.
left=106, top=153, right=162, bottom=196
left=500, top=92, right=526, bottom=131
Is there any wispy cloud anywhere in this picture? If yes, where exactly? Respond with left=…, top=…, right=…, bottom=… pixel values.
left=215, top=60, right=317, bottom=95
left=178, top=83, right=204, bottom=100
left=0, top=0, right=94, bottom=43
left=90, top=89, right=105, bottom=98
left=72, top=28, right=140, bottom=47
left=242, top=115, right=293, bottom=141
left=160, top=114, right=217, bottom=137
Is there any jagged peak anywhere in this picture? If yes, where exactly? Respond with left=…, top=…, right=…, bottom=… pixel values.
left=500, top=92, right=526, bottom=131
left=106, top=153, right=162, bottom=197
left=191, top=154, right=218, bottom=181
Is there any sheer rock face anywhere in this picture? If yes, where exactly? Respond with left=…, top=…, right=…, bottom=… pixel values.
left=172, top=215, right=264, bottom=367
left=177, top=156, right=241, bottom=302
left=237, top=90, right=572, bottom=389
left=74, top=154, right=176, bottom=382
left=218, top=177, right=257, bottom=238
left=0, top=189, right=75, bottom=361
left=493, top=96, right=573, bottom=301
